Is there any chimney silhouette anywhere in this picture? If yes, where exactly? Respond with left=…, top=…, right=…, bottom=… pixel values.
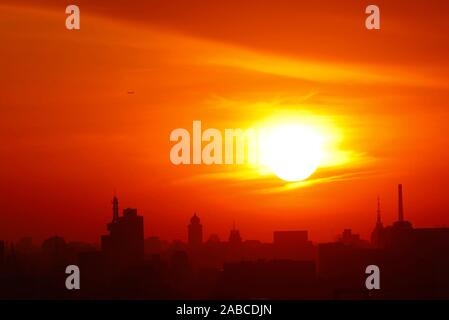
left=376, top=196, right=382, bottom=226
left=112, top=196, right=119, bottom=222
left=398, top=184, right=404, bottom=222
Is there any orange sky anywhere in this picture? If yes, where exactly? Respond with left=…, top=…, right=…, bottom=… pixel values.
left=1, top=1, right=449, bottom=244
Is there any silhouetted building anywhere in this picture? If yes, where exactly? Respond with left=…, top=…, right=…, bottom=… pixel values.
left=42, top=236, right=67, bottom=255
left=41, top=236, right=69, bottom=271
left=16, top=237, right=36, bottom=256
left=273, top=230, right=315, bottom=260
left=338, top=229, right=369, bottom=248
left=145, top=236, right=165, bottom=255
left=101, top=196, right=144, bottom=267
left=318, top=242, right=381, bottom=298
left=371, top=197, right=384, bottom=247
left=365, top=184, right=449, bottom=298
left=188, top=213, right=203, bottom=246
left=228, top=222, right=242, bottom=245
left=221, top=259, right=316, bottom=299
left=171, top=250, right=189, bottom=272
left=170, top=250, right=192, bottom=296
left=207, top=234, right=220, bottom=244
left=392, top=184, right=413, bottom=230
left=371, top=184, right=413, bottom=248
left=5, top=184, right=449, bottom=299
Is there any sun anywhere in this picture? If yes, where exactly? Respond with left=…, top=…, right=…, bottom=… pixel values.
left=260, top=124, right=324, bottom=182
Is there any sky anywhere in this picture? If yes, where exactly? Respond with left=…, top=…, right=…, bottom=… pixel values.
left=1, top=0, right=449, bottom=244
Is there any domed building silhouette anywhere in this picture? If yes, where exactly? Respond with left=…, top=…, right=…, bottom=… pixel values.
left=188, top=213, right=203, bottom=246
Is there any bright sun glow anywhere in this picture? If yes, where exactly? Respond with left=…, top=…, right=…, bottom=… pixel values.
left=260, top=124, right=324, bottom=182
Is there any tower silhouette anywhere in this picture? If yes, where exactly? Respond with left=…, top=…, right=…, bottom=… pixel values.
left=188, top=213, right=203, bottom=246
left=228, top=221, right=242, bottom=244
left=101, top=196, right=144, bottom=266
left=371, top=196, right=384, bottom=247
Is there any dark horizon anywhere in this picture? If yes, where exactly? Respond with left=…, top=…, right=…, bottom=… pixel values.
left=2, top=183, right=449, bottom=299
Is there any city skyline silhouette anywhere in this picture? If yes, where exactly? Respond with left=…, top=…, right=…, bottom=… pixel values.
left=2, top=0, right=449, bottom=302
left=2, top=183, right=449, bottom=299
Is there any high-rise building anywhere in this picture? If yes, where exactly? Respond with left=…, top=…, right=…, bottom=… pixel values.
left=273, top=230, right=315, bottom=260
left=373, top=184, right=449, bottom=249
left=188, top=213, right=203, bottom=246
left=338, top=229, right=369, bottom=247
left=371, top=197, right=384, bottom=247
left=101, top=196, right=144, bottom=266
left=228, top=221, right=242, bottom=245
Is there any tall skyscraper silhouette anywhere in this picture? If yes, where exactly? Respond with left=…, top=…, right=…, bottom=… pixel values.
left=101, top=196, right=144, bottom=266
left=371, top=197, right=384, bottom=247
left=188, top=213, right=203, bottom=246
left=228, top=221, right=242, bottom=245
